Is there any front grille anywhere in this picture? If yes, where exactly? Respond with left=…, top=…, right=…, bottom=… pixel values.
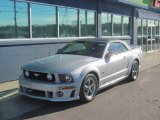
left=21, top=87, right=54, bottom=98
left=23, top=70, right=55, bottom=82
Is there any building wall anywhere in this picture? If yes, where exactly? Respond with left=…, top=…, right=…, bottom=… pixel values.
left=100, top=1, right=133, bottom=16
left=0, top=40, right=68, bottom=83
left=0, top=0, right=159, bottom=83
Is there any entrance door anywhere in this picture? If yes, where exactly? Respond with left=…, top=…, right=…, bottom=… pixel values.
left=148, top=22, right=156, bottom=51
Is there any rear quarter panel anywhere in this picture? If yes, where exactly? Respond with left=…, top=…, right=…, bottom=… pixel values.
left=126, top=46, right=143, bottom=74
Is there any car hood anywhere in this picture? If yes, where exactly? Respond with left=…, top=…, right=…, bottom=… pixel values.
left=23, top=54, right=98, bottom=73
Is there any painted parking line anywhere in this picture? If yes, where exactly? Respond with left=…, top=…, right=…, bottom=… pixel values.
left=0, top=90, right=18, bottom=100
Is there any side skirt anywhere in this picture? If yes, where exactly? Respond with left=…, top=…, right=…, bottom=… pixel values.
left=98, top=75, right=128, bottom=90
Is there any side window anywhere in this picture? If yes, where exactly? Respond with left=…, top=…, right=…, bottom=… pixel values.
left=108, top=42, right=128, bottom=53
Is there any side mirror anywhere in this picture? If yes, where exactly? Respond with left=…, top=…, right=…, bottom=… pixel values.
left=105, top=50, right=118, bottom=58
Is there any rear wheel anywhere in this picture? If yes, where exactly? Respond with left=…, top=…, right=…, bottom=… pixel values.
left=80, top=74, right=98, bottom=103
left=128, top=60, right=139, bottom=81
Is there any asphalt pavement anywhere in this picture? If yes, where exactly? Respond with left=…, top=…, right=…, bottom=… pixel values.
left=0, top=51, right=160, bottom=120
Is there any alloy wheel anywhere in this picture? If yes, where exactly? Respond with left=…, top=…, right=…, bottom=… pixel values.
left=132, top=62, right=139, bottom=80
left=83, top=77, right=96, bottom=100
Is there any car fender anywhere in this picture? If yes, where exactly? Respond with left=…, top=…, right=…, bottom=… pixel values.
left=127, top=53, right=139, bottom=75
left=78, top=66, right=101, bottom=86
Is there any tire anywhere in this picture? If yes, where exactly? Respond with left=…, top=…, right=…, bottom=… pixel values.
left=80, top=74, right=98, bottom=103
left=128, top=60, right=139, bottom=81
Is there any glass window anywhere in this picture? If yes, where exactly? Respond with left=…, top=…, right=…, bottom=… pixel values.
left=0, top=0, right=29, bottom=39
left=113, top=15, right=122, bottom=36
left=59, top=7, right=78, bottom=37
left=32, top=4, right=57, bottom=38
left=159, top=21, right=160, bottom=36
left=148, top=20, right=155, bottom=37
left=16, top=2, right=29, bottom=38
left=123, top=16, right=130, bottom=36
left=148, top=26, right=151, bottom=37
left=101, top=13, right=112, bottom=36
left=155, top=21, right=159, bottom=36
left=142, top=19, right=147, bottom=36
left=80, top=10, right=95, bottom=36
left=0, top=0, right=15, bottom=38
left=151, top=20, right=156, bottom=36
left=108, top=42, right=128, bottom=53
left=137, top=19, right=142, bottom=36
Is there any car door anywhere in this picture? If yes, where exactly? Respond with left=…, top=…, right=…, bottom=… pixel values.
left=100, top=42, right=129, bottom=85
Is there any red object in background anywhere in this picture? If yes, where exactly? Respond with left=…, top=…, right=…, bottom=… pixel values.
left=153, top=0, right=160, bottom=8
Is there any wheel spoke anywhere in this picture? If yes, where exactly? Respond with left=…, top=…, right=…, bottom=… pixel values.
left=87, top=89, right=90, bottom=95
left=84, top=84, right=89, bottom=89
left=89, top=79, right=92, bottom=85
left=87, top=79, right=91, bottom=85
left=132, top=71, right=135, bottom=74
left=91, top=83, right=94, bottom=87
left=91, top=85, right=95, bottom=90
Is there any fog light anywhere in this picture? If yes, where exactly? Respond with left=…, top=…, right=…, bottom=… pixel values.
left=56, top=91, right=63, bottom=97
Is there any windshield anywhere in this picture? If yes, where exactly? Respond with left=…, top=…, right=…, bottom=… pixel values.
left=57, top=41, right=106, bottom=58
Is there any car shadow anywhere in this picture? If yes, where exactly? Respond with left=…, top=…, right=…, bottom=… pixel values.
left=12, top=99, right=86, bottom=120
left=0, top=78, right=133, bottom=120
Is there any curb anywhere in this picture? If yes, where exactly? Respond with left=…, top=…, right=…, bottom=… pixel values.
left=0, top=80, right=19, bottom=92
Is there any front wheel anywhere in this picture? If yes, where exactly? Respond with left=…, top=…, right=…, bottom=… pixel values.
left=128, top=60, right=139, bottom=81
left=80, top=74, right=98, bottom=103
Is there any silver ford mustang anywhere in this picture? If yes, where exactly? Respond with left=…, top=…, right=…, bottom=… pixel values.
left=19, top=39, right=142, bottom=102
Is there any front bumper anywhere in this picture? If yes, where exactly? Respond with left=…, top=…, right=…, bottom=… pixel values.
left=19, top=75, right=80, bottom=101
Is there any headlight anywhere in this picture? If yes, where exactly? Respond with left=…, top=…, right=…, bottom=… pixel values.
left=24, top=70, right=29, bottom=77
left=58, top=74, right=74, bottom=83
left=47, top=73, right=53, bottom=81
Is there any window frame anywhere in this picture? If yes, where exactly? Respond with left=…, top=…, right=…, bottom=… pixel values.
left=79, top=9, right=96, bottom=37
left=0, top=0, right=29, bottom=39
left=112, top=14, right=122, bottom=36
left=59, top=6, right=78, bottom=37
left=122, top=15, right=131, bottom=36
left=31, top=3, right=57, bottom=38
left=101, top=12, right=131, bottom=37
left=101, top=12, right=112, bottom=36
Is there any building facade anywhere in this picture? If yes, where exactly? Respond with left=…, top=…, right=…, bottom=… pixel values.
left=0, top=0, right=160, bottom=83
